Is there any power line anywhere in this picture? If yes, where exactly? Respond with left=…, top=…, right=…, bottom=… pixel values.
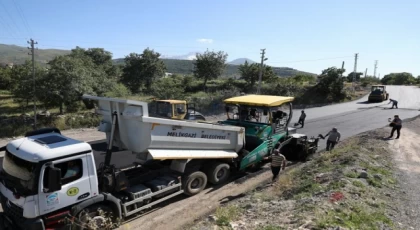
left=0, top=1, right=25, bottom=37
left=266, top=55, right=354, bottom=64
left=12, top=0, right=33, bottom=36
left=0, top=14, right=20, bottom=38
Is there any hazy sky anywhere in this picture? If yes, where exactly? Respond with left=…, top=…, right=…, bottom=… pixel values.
left=0, top=0, right=419, bottom=77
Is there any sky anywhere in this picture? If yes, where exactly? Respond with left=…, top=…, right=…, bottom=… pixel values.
left=0, top=0, right=419, bottom=77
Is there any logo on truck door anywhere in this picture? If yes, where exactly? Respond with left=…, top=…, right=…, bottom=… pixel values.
left=67, top=187, right=79, bottom=196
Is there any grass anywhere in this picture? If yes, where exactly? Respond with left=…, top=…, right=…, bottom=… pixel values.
left=256, top=225, right=286, bottom=230
left=315, top=203, right=392, bottom=230
left=214, top=205, right=242, bottom=227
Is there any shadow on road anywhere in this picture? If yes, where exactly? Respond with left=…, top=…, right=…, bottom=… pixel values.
left=357, top=101, right=372, bottom=104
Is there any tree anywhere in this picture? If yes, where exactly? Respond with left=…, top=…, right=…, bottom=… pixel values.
left=381, top=72, right=416, bottom=85
left=0, top=66, right=12, bottom=90
left=120, top=48, right=166, bottom=93
left=316, top=67, right=346, bottom=99
left=238, top=61, right=276, bottom=89
left=346, top=72, right=363, bottom=82
left=40, top=55, right=97, bottom=114
left=193, top=50, right=228, bottom=90
left=8, top=61, right=48, bottom=113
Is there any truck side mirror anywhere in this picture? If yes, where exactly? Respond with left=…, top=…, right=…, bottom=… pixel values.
left=47, top=166, right=62, bottom=193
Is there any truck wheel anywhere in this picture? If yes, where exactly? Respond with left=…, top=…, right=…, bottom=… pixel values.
left=74, top=204, right=116, bottom=230
left=183, top=171, right=207, bottom=196
left=207, top=163, right=231, bottom=185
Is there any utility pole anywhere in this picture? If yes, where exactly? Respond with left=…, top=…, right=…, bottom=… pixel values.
left=364, top=68, right=368, bottom=78
left=340, top=61, right=345, bottom=77
left=257, top=49, right=266, bottom=94
left=28, top=38, right=38, bottom=129
left=373, top=60, right=378, bottom=78
left=352, top=53, right=358, bottom=92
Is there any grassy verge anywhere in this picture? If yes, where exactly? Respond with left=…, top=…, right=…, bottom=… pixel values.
left=191, top=129, right=397, bottom=230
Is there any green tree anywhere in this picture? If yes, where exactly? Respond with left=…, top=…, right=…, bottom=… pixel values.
left=9, top=61, right=47, bottom=112
left=347, top=72, right=363, bottom=82
left=0, top=66, right=12, bottom=90
left=238, top=61, right=276, bottom=89
left=40, top=55, right=97, bottom=114
left=193, top=50, right=228, bottom=90
left=120, top=48, right=166, bottom=93
left=150, top=75, right=185, bottom=99
left=316, top=67, right=346, bottom=99
left=381, top=72, right=416, bottom=85
left=291, top=74, right=316, bottom=84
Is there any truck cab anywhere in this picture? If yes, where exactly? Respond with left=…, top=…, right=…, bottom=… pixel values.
left=148, top=99, right=205, bottom=121
left=0, top=131, right=97, bottom=230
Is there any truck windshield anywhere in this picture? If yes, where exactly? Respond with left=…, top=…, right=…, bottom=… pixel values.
left=1, top=150, right=38, bottom=196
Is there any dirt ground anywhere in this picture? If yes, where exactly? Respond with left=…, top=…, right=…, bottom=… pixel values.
left=386, top=117, right=420, bottom=230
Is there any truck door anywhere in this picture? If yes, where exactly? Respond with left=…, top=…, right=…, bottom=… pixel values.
left=38, top=154, right=92, bottom=216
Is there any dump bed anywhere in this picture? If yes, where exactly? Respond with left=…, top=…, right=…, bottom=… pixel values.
left=83, top=95, right=245, bottom=160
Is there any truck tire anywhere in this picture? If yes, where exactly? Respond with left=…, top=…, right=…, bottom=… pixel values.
left=206, top=162, right=231, bottom=185
left=74, top=204, right=116, bottom=230
left=182, top=171, right=207, bottom=196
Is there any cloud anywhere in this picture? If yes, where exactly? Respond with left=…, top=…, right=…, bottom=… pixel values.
left=197, top=38, right=213, bottom=44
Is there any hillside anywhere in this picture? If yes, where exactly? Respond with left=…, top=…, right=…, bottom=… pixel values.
left=113, top=58, right=315, bottom=77
left=228, top=58, right=256, bottom=65
left=0, top=43, right=315, bottom=77
left=0, top=44, right=70, bottom=65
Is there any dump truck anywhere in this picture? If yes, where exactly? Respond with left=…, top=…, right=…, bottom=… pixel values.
left=0, top=94, right=319, bottom=230
left=368, top=85, right=389, bottom=102
left=149, top=99, right=205, bottom=121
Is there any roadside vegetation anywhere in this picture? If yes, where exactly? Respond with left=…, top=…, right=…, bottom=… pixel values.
left=0, top=47, right=376, bottom=138
left=191, top=128, right=398, bottom=230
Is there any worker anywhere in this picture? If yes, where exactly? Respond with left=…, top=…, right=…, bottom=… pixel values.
left=388, top=115, right=402, bottom=139
left=324, top=127, right=341, bottom=151
left=264, top=149, right=286, bottom=183
left=298, top=110, right=306, bottom=128
left=64, top=161, right=81, bottom=178
left=388, top=99, right=398, bottom=109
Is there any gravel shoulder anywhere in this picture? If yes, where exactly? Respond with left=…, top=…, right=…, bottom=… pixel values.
left=386, top=116, right=420, bottom=230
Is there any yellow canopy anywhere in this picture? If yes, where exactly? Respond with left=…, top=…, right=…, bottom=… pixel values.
left=156, top=99, right=186, bottom=104
left=224, top=95, right=294, bottom=107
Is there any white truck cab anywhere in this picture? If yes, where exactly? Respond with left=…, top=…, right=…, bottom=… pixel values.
left=1, top=131, right=98, bottom=229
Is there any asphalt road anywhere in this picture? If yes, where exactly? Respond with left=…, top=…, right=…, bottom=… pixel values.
left=291, top=85, right=420, bottom=150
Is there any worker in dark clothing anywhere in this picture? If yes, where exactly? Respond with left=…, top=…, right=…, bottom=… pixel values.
left=264, top=149, right=286, bottom=183
left=388, top=115, right=402, bottom=139
left=298, top=110, right=306, bottom=128
left=388, top=99, right=398, bottom=109
left=324, top=127, right=341, bottom=151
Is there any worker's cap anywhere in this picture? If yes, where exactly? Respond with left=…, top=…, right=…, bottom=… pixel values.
left=301, top=110, right=304, bottom=112
left=273, top=149, right=280, bottom=154
left=332, top=127, right=337, bottom=131
left=394, top=115, right=399, bottom=117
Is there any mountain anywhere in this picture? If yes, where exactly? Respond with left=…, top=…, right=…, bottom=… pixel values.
left=0, top=44, right=70, bottom=65
left=161, top=52, right=200, bottom=60
left=0, top=44, right=316, bottom=77
left=229, top=58, right=257, bottom=65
